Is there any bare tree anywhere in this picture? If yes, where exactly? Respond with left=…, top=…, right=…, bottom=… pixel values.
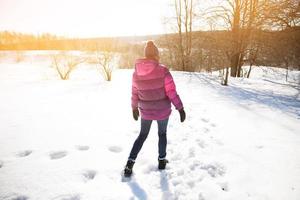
left=265, top=31, right=298, bottom=82
left=95, top=50, right=116, bottom=81
left=52, top=52, right=85, bottom=80
left=206, top=0, right=268, bottom=77
left=264, top=0, right=300, bottom=81
left=14, top=51, right=25, bottom=63
left=264, top=0, right=300, bottom=29
left=244, top=29, right=264, bottom=78
left=160, top=0, right=299, bottom=85
left=168, top=0, right=194, bottom=71
left=81, top=39, right=119, bottom=81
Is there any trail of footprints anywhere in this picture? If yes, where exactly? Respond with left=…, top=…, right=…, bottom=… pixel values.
left=0, top=144, right=123, bottom=167
left=1, top=117, right=224, bottom=200
left=0, top=144, right=123, bottom=165
left=3, top=145, right=123, bottom=161
left=167, top=116, right=228, bottom=198
left=0, top=144, right=124, bottom=200
left=201, top=117, right=218, bottom=129
left=165, top=160, right=228, bottom=199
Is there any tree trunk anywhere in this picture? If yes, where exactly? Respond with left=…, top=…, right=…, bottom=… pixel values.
left=285, top=62, right=289, bottom=82
left=175, top=0, right=185, bottom=71
left=222, top=67, right=229, bottom=86
left=230, top=0, right=241, bottom=77
left=230, top=53, right=239, bottom=77
left=247, top=64, right=253, bottom=78
left=236, top=52, right=244, bottom=77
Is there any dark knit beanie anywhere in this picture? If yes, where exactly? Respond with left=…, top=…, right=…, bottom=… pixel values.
left=144, top=41, right=159, bottom=59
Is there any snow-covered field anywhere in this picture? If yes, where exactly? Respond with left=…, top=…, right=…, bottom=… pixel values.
left=0, top=53, right=300, bottom=200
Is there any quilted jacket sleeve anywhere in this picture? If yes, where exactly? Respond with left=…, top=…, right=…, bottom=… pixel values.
left=164, top=69, right=183, bottom=110
left=131, top=73, right=139, bottom=109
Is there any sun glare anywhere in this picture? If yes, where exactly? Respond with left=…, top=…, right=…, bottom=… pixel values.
left=0, top=0, right=169, bottom=37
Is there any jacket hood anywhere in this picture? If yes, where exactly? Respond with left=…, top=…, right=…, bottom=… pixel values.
left=135, top=58, right=159, bottom=76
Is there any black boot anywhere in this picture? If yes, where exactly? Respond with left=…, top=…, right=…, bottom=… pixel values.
left=124, top=160, right=135, bottom=177
left=158, top=159, right=168, bottom=170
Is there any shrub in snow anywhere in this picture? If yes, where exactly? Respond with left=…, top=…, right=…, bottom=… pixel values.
left=14, top=51, right=25, bottom=63
left=51, top=51, right=85, bottom=80
left=94, top=50, right=118, bottom=81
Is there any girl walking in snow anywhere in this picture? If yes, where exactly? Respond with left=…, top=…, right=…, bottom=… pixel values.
left=124, top=41, right=186, bottom=177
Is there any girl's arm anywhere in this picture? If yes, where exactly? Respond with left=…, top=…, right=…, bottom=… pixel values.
left=164, top=69, right=183, bottom=110
left=131, top=74, right=139, bottom=109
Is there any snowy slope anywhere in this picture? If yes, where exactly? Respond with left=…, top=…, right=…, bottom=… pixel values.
left=0, top=58, right=299, bottom=200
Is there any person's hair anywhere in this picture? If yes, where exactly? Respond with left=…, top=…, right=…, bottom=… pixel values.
left=144, top=41, right=159, bottom=60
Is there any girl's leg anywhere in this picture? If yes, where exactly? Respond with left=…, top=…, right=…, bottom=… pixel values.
left=157, top=118, right=169, bottom=159
left=128, top=119, right=152, bottom=161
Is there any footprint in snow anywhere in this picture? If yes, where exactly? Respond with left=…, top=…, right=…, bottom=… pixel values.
left=2, top=194, right=29, bottom=200
left=75, top=145, right=90, bottom=151
left=196, top=139, right=206, bottom=148
left=189, top=147, right=196, bottom=158
left=108, top=146, right=122, bottom=153
left=189, top=160, right=202, bottom=171
left=189, top=161, right=225, bottom=176
left=16, top=150, right=32, bottom=157
left=187, top=180, right=196, bottom=188
left=198, top=193, right=205, bottom=200
left=218, top=182, right=229, bottom=191
left=82, top=170, right=97, bottom=182
left=51, top=194, right=80, bottom=200
left=210, top=123, right=216, bottom=127
left=49, top=151, right=67, bottom=160
left=0, top=160, right=3, bottom=168
left=182, top=137, right=188, bottom=141
left=12, top=196, right=28, bottom=200
left=201, top=118, right=209, bottom=123
left=200, top=163, right=226, bottom=177
left=203, top=127, right=210, bottom=133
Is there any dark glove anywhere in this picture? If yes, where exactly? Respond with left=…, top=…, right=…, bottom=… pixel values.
left=179, top=108, right=186, bottom=122
left=132, top=108, right=139, bottom=121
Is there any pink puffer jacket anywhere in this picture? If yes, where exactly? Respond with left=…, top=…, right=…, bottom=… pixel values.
left=131, top=58, right=183, bottom=120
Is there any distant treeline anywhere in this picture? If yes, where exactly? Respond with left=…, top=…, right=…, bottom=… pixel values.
left=0, top=29, right=299, bottom=72
left=0, top=31, right=130, bottom=51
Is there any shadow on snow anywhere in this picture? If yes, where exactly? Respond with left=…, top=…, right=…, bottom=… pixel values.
left=191, top=73, right=300, bottom=117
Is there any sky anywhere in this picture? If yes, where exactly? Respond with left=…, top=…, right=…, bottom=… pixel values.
left=0, top=0, right=173, bottom=38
